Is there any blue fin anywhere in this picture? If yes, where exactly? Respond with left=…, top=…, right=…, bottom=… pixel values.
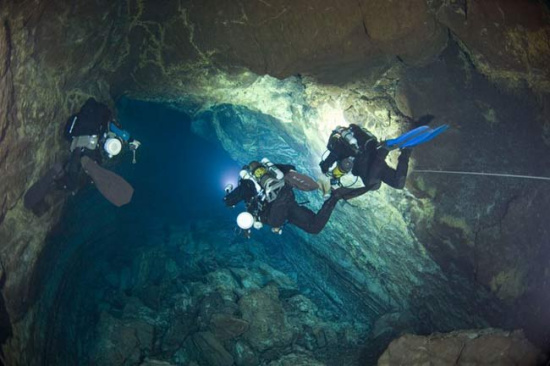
left=400, top=125, right=449, bottom=148
left=386, top=125, right=430, bottom=148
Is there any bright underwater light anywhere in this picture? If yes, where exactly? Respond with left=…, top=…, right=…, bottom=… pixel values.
left=236, top=212, right=254, bottom=230
left=220, top=167, right=241, bottom=192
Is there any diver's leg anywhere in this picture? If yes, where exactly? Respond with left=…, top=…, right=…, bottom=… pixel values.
left=380, top=149, right=411, bottom=189
left=287, top=196, right=339, bottom=234
left=62, top=149, right=82, bottom=191
left=264, top=187, right=293, bottom=228
left=358, top=148, right=390, bottom=189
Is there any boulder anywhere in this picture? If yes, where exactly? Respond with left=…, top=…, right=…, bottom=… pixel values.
left=378, top=329, right=545, bottom=366
left=92, top=311, right=155, bottom=365
left=210, top=313, right=250, bottom=341
left=233, top=341, right=259, bottom=366
left=189, top=331, right=234, bottom=366
left=238, top=284, right=294, bottom=352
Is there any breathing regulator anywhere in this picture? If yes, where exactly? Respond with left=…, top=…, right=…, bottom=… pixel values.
left=326, top=157, right=355, bottom=188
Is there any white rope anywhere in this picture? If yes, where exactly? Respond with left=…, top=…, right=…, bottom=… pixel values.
left=412, top=169, right=550, bottom=181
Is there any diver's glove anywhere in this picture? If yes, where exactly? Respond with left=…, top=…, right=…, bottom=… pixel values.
left=319, top=160, right=331, bottom=174
left=129, top=140, right=141, bottom=150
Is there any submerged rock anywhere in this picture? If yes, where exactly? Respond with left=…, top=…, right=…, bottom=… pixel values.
left=92, top=311, right=155, bottom=365
left=238, top=284, right=295, bottom=352
left=378, top=329, right=546, bottom=366
left=188, top=331, right=234, bottom=366
left=267, top=352, right=326, bottom=366
left=209, top=313, right=249, bottom=341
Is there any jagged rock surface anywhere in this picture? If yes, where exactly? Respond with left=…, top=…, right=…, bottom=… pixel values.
left=377, top=329, right=545, bottom=366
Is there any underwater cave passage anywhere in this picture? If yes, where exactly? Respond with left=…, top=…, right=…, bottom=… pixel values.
left=115, top=98, right=242, bottom=224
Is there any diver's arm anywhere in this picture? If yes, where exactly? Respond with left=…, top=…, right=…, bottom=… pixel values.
left=223, top=179, right=256, bottom=207
left=319, top=152, right=339, bottom=174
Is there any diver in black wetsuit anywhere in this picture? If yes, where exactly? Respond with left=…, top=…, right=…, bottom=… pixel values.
left=62, top=98, right=141, bottom=191
left=24, top=98, right=141, bottom=215
left=319, top=124, right=411, bottom=194
left=224, top=159, right=354, bottom=235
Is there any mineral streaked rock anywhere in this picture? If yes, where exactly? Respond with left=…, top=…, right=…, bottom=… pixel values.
left=436, top=0, right=550, bottom=93
left=377, top=329, right=546, bottom=366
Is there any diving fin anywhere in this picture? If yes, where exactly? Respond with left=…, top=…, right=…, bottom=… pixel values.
left=400, top=124, right=449, bottom=148
left=80, top=156, right=134, bottom=207
left=385, top=125, right=430, bottom=148
left=24, top=163, right=64, bottom=214
left=284, top=171, right=319, bottom=191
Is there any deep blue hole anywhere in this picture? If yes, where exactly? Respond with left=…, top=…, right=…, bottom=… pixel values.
left=115, top=98, right=241, bottom=223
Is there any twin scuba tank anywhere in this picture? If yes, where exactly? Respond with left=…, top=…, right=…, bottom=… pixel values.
left=239, top=158, right=285, bottom=203
left=325, top=126, right=377, bottom=187
left=326, top=126, right=359, bottom=186
left=233, top=158, right=285, bottom=233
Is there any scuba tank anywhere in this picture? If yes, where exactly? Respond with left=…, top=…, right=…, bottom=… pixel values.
left=239, top=169, right=262, bottom=194
left=261, top=158, right=284, bottom=180
left=258, top=158, right=285, bottom=202
left=244, top=159, right=285, bottom=203
left=328, top=126, right=359, bottom=154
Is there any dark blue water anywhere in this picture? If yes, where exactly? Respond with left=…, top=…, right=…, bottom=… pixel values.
left=37, top=100, right=246, bottom=364
left=114, top=98, right=241, bottom=223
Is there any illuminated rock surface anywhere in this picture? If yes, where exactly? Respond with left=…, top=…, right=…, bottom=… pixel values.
left=378, top=329, right=543, bottom=366
left=0, top=0, right=550, bottom=365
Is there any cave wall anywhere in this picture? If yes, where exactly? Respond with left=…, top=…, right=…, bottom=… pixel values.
left=1, top=0, right=550, bottom=363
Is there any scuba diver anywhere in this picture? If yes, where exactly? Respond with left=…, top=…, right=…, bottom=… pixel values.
left=24, top=98, right=141, bottom=216
left=319, top=123, right=448, bottom=195
left=224, top=158, right=359, bottom=235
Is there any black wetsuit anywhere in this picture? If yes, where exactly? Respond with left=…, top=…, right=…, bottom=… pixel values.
left=224, top=164, right=341, bottom=234
left=320, top=124, right=411, bottom=191
left=62, top=98, right=114, bottom=190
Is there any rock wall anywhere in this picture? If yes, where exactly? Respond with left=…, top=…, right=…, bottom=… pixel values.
left=1, top=0, right=550, bottom=363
